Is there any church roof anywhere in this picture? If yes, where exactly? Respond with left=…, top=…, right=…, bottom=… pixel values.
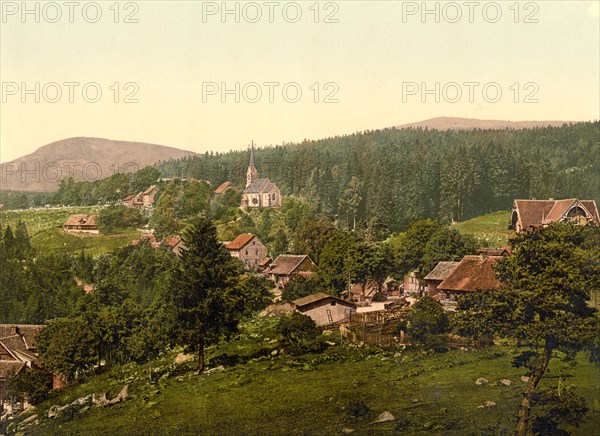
left=244, top=178, right=276, bottom=194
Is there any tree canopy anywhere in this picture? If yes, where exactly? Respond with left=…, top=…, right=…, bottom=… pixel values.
left=452, top=223, right=600, bottom=435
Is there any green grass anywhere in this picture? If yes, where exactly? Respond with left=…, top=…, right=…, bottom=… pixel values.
left=22, top=317, right=600, bottom=435
left=453, top=210, right=513, bottom=247
left=0, top=206, right=142, bottom=256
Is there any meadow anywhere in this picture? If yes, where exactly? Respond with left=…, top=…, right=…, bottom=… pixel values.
left=20, top=317, right=600, bottom=436
left=0, top=206, right=142, bottom=256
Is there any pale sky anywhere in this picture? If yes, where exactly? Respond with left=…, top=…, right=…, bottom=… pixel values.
left=1, top=1, right=599, bottom=162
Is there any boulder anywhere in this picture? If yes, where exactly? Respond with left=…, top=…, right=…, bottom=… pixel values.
left=47, top=405, right=63, bottom=419
left=341, top=428, right=355, bottom=433
left=478, top=401, right=497, bottom=409
left=174, top=353, right=195, bottom=364
left=500, top=379, right=512, bottom=386
left=271, top=349, right=278, bottom=356
left=521, top=376, right=530, bottom=383
left=372, top=411, right=395, bottom=423
left=475, top=377, right=489, bottom=385
left=205, top=365, right=225, bottom=375
left=106, top=384, right=129, bottom=405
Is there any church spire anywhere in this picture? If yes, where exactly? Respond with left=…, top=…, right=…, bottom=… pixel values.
left=246, top=140, right=258, bottom=188
left=249, top=140, right=256, bottom=168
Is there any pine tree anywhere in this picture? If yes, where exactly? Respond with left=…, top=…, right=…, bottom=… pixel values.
left=167, top=215, right=244, bottom=371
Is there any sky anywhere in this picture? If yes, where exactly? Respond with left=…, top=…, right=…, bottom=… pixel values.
left=1, top=0, right=599, bottom=162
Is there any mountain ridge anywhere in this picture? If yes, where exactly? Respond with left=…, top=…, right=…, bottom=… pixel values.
left=1, top=137, right=197, bottom=192
left=394, top=116, right=578, bottom=131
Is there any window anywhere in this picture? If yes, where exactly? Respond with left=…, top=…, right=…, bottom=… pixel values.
left=330, top=301, right=336, bottom=306
left=245, top=250, right=248, bottom=255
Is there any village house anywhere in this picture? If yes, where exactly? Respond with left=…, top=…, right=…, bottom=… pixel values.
left=403, top=271, right=424, bottom=296
left=433, top=255, right=504, bottom=311
left=0, top=324, right=45, bottom=411
left=349, top=277, right=402, bottom=303
left=293, top=292, right=357, bottom=327
left=214, top=181, right=237, bottom=195
left=509, top=198, right=599, bottom=232
left=258, top=256, right=272, bottom=271
left=163, top=235, right=186, bottom=257
left=225, top=234, right=269, bottom=270
left=241, top=143, right=282, bottom=208
left=264, top=254, right=317, bottom=288
left=131, top=234, right=186, bottom=257
left=63, top=214, right=99, bottom=234
left=120, top=185, right=160, bottom=209
left=423, top=261, right=460, bottom=297
left=476, top=246, right=512, bottom=257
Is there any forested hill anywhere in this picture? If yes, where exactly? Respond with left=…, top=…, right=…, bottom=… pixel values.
left=157, top=122, right=599, bottom=230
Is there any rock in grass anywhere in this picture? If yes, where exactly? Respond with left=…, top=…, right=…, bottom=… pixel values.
left=372, top=411, right=395, bottom=423
left=521, top=376, right=530, bottom=383
left=341, top=428, right=355, bottom=433
left=174, top=353, right=194, bottom=364
left=475, top=377, right=489, bottom=385
left=500, top=379, right=512, bottom=386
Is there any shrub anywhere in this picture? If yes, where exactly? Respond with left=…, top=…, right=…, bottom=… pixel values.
left=277, top=312, right=325, bottom=355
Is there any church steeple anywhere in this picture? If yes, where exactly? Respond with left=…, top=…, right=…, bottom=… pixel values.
left=246, top=141, right=258, bottom=188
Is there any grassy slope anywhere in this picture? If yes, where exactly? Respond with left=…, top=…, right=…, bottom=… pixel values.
left=452, top=211, right=513, bottom=247
left=0, top=207, right=141, bottom=256
left=25, top=318, right=600, bottom=435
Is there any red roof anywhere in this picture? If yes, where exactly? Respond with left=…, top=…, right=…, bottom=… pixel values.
left=163, top=236, right=182, bottom=248
left=438, top=255, right=504, bottom=292
left=215, top=181, right=236, bottom=194
left=512, top=199, right=599, bottom=230
left=226, top=234, right=256, bottom=250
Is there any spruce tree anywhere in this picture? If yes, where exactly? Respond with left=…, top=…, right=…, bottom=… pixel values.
left=167, top=214, right=243, bottom=371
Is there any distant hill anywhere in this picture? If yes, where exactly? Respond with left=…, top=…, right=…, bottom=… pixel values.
left=395, top=117, right=576, bottom=131
left=0, top=137, right=197, bottom=192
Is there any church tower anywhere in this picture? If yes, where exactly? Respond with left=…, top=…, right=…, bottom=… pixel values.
left=246, top=141, right=258, bottom=188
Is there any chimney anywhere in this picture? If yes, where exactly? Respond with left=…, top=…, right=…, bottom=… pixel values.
left=549, top=197, right=554, bottom=201
left=10, top=325, right=18, bottom=335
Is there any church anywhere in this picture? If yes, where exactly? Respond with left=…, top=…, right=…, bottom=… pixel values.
left=241, top=143, right=282, bottom=208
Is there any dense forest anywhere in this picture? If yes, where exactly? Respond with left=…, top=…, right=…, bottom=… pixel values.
left=2, top=123, right=598, bottom=232
left=158, top=123, right=599, bottom=230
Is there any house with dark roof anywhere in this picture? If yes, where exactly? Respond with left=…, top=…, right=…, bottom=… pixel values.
left=509, top=198, right=599, bottom=232
left=225, top=234, right=268, bottom=270
left=214, top=181, right=237, bottom=195
left=0, top=325, right=45, bottom=408
left=435, top=255, right=504, bottom=311
left=293, top=293, right=357, bottom=327
left=240, top=143, right=281, bottom=208
left=63, top=214, right=99, bottom=234
left=423, top=261, right=459, bottom=297
left=264, top=254, right=317, bottom=287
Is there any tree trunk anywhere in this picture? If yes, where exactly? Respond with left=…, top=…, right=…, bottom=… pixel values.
left=197, top=332, right=205, bottom=372
left=515, top=345, right=553, bottom=436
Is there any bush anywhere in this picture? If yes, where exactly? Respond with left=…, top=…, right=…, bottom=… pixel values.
left=277, top=312, right=325, bottom=355
left=404, top=296, right=449, bottom=349
left=5, top=368, right=53, bottom=405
